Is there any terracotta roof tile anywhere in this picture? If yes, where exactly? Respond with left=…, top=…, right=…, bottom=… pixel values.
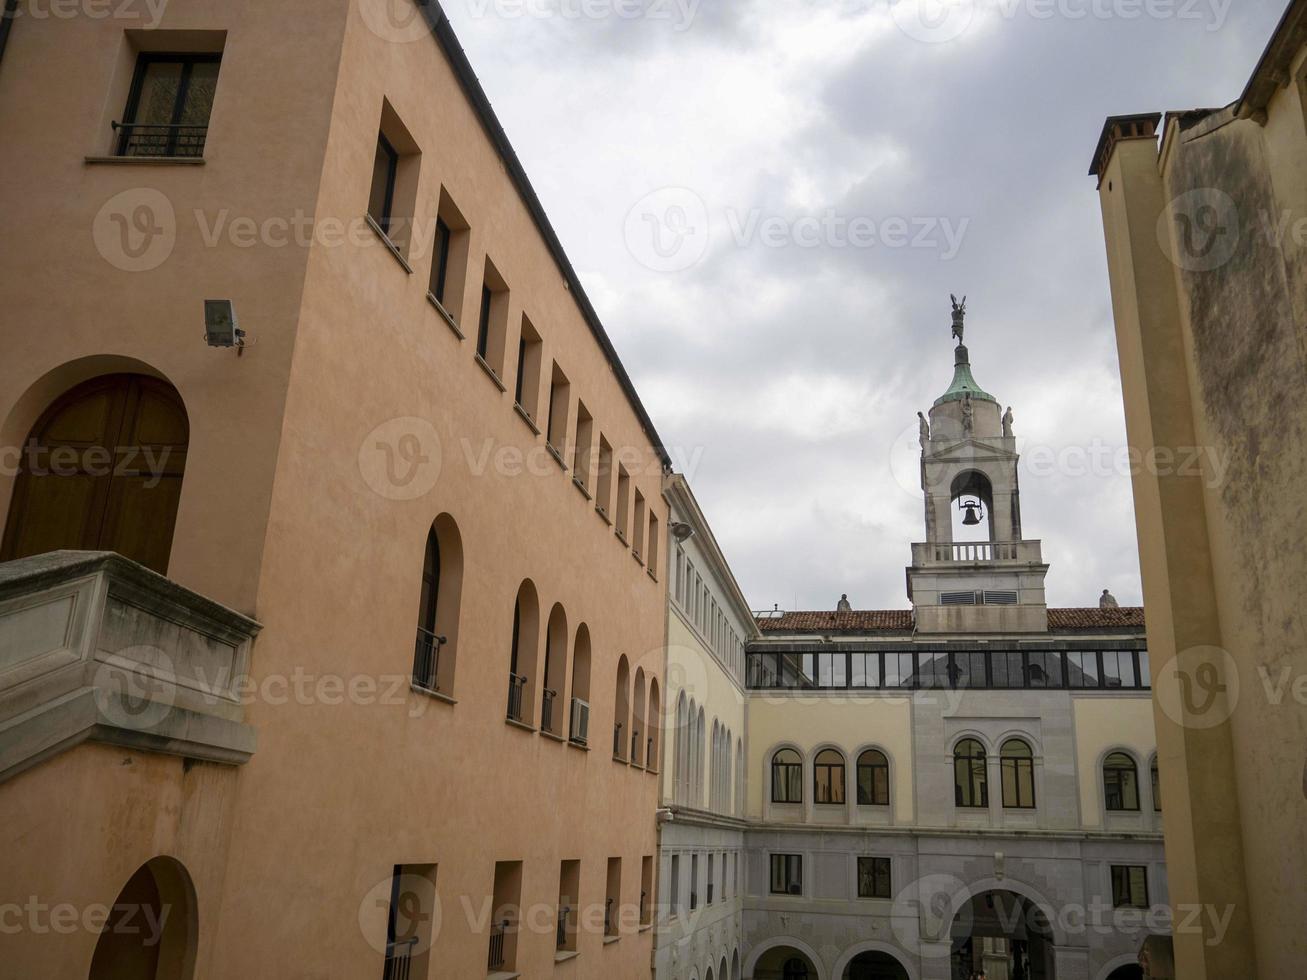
left=754, top=607, right=1144, bottom=634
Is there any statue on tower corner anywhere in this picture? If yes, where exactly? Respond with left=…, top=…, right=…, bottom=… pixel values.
left=961, top=392, right=974, bottom=436
left=950, top=294, right=967, bottom=346
left=1002, top=406, right=1015, bottom=438
left=918, top=411, right=931, bottom=449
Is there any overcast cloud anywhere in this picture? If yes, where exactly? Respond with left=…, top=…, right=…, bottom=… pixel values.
left=440, top=0, right=1288, bottom=612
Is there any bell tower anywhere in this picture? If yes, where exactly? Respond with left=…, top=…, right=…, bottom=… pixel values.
left=906, top=297, right=1049, bottom=633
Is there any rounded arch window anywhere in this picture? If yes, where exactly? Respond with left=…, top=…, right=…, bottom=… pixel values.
left=771, top=748, right=802, bottom=804
left=856, top=749, right=890, bottom=806
left=953, top=738, right=988, bottom=808
left=1103, top=751, right=1140, bottom=811
left=813, top=748, right=846, bottom=805
left=1000, top=738, right=1036, bottom=809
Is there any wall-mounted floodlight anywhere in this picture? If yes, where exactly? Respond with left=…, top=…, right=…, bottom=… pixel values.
left=204, top=300, right=246, bottom=353
left=670, top=521, right=695, bottom=543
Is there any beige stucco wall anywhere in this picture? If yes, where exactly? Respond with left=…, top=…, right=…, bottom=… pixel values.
left=0, top=1, right=668, bottom=977
left=1071, top=696, right=1157, bottom=829
left=745, top=695, right=915, bottom=824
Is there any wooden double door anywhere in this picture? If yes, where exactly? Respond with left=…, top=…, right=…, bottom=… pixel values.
left=1, top=374, right=188, bottom=574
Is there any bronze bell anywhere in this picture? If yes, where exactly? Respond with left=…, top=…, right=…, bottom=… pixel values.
left=962, top=502, right=982, bottom=526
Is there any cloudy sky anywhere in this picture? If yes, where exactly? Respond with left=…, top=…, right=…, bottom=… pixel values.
left=441, top=0, right=1287, bottom=612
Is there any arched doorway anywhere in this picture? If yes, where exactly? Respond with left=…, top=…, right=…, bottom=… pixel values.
left=1105, top=967, right=1143, bottom=980
left=950, top=890, right=1054, bottom=980
left=88, top=856, right=197, bottom=979
left=754, top=946, right=820, bottom=980
left=2, top=374, right=188, bottom=574
left=844, top=950, right=909, bottom=980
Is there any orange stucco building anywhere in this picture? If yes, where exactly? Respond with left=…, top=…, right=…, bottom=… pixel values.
left=0, top=2, right=668, bottom=977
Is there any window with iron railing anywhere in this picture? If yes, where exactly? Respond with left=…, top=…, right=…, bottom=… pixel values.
left=115, top=53, right=221, bottom=158
left=487, top=921, right=507, bottom=971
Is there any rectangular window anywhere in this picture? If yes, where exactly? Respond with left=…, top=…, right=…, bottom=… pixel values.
left=615, top=466, right=632, bottom=542
left=857, top=857, right=891, bottom=899
left=429, top=190, right=470, bottom=322
left=572, top=402, right=594, bottom=490
left=706, top=853, right=715, bottom=904
left=769, top=854, right=802, bottom=896
left=117, top=53, right=221, bottom=158
left=669, top=854, right=680, bottom=913
left=1026, top=650, right=1063, bottom=688
left=884, top=652, right=915, bottom=689
left=366, top=101, right=422, bottom=254
left=489, top=862, right=522, bottom=972
left=1111, top=865, right=1149, bottom=909
left=380, top=864, right=438, bottom=980
left=514, top=315, right=543, bottom=418
left=640, top=855, right=654, bottom=926
left=633, top=491, right=647, bottom=561
left=546, top=363, right=570, bottom=453
left=556, top=860, right=579, bottom=952
left=647, top=513, right=660, bottom=578
left=1102, top=650, right=1136, bottom=688
left=690, top=854, right=699, bottom=910
left=991, top=651, right=1024, bottom=689
left=604, top=858, right=621, bottom=936
left=850, top=652, right=881, bottom=688
left=595, top=436, right=614, bottom=518
left=917, top=651, right=950, bottom=689
left=952, top=650, right=987, bottom=688
left=1067, top=651, right=1100, bottom=688
left=476, top=259, right=510, bottom=376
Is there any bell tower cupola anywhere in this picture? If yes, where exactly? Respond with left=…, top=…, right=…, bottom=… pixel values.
left=906, top=296, right=1049, bottom=634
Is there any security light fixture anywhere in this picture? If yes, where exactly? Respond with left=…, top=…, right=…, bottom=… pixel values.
left=670, top=521, right=695, bottom=542
left=204, top=299, right=246, bottom=352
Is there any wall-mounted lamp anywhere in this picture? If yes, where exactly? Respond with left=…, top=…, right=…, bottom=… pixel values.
left=204, top=300, right=246, bottom=354
left=670, top=521, right=695, bottom=543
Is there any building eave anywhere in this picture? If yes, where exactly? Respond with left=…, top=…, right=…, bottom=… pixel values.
left=1237, top=0, right=1307, bottom=117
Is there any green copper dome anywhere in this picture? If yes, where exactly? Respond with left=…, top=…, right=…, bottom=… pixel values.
left=933, top=344, right=997, bottom=406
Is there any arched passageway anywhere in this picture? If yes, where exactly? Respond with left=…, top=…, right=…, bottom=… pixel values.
left=754, top=946, right=820, bottom=980
left=88, top=856, right=198, bottom=980
left=844, top=950, right=909, bottom=980
left=950, top=890, right=1055, bottom=980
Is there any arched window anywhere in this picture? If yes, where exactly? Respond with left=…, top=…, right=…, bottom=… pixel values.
left=735, top=739, right=744, bottom=816
left=783, top=958, right=810, bottom=980
left=695, top=707, right=706, bottom=805
left=674, top=692, right=688, bottom=802
left=541, top=604, right=569, bottom=736
left=413, top=516, right=463, bottom=694
left=89, top=856, right=197, bottom=980
left=856, top=749, right=890, bottom=806
left=631, top=667, right=646, bottom=765
left=568, top=625, right=591, bottom=746
left=1000, top=739, right=1036, bottom=809
left=813, top=748, right=846, bottom=805
left=646, top=679, right=660, bottom=771
left=614, top=655, right=631, bottom=760
left=1151, top=756, right=1161, bottom=812
left=953, top=738, right=988, bottom=808
left=2, top=374, right=188, bottom=575
left=771, top=748, right=802, bottom=804
left=508, top=582, right=540, bottom=725
left=1104, top=751, right=1140, bottom=811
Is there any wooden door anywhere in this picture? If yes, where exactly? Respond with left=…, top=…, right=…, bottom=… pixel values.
left=1, top=374, right=188, bottom=574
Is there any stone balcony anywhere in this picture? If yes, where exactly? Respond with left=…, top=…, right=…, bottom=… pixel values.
left=0, top=551, right=260, bottom=783
left=910, top=539, right=1044, bottom=565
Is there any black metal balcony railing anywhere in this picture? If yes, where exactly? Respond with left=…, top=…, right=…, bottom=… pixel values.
left=112, top=120, right=209, bottom=158
left=382, top=937, right=417, bottom=980
left=506, top=673, right=527, bottom=723
left=613, top=722, right=623, bottom=758
left=556, top=907, right=569, bottom=950
left=647, top=737, right=655, bottom=769
left=640, top=890, right=648, bottom=924
left=604, top=898, right=614, bottom=936
left=541, top=688, right=556, bottom=733
left=412, top=628, right=446, bottom=692
left=487, top=920, right=507, bottom=971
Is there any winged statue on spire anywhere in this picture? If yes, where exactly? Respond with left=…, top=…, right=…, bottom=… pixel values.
left=950, top=294, right=967, bottom=346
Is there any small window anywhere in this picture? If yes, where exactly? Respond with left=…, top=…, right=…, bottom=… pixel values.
left=117, top=53, right=221, bottom=157
left=1151, top=757, right=1161, bottom=812
left=366, top=101, right=422, bottom=255
left=615, top=465, right=632, bottom=542
left=594, top=436, right=614, bottom=518
left=953, top=738, right=988, bottom=808
left=769, top=854, right=802, bottom=896
left=412, top=516, right=462, bottom=695
left=572, top=403, right=594, bottom=491
left=813, top=749, right=846, bottom=805
left=1103, top=752, right=1140, bottom=811
left=1000, top=739, right=1036, bottom=809
left=546, top=363, right=570, bottom=453
left=669, top=854, right=680, bottom=913
left=476, top=258, right=510, bottom=376
left=771, top=748, right=802, bottom=804
left=856, top=750, right=890, bottom=806
left=632, top=491, right=647, bottom=561
left=690, top=854, right=699, bottom=910
left=647, top=513, right=660, bottom=578
left=515, top=316, right=543, bottom=419
left=1110, top=865, right=1149, bottom=909
left=428, top=190, right=470, bottom=321
left=857, top=856, right=891, bottom=899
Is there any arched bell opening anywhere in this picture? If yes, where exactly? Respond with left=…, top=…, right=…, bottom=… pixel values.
left=949, top=470, right=994, bottom=544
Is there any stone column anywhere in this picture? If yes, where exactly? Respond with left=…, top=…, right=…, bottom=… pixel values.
left=1050, top=945, right=1090, bottom=980
left=916, top=942, right=954, bottom=980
